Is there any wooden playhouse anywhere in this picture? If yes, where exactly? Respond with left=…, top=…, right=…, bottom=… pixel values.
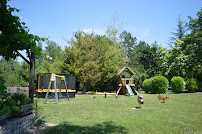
left=117, top=65, right=138, bottom=96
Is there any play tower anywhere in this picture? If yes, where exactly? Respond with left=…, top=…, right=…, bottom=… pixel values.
left=116, top=65, right=138, bottom=96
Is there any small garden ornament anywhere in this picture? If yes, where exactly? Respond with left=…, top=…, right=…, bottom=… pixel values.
left=138, top=94, right=144, bottom=109
left=158, top=94, right=170, bottom=103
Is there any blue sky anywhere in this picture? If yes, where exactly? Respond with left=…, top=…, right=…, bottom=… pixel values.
left=9, top=0, right=201, bottom=50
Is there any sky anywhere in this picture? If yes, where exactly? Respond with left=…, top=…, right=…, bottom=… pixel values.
left=8, top=0, right=202, bottom=50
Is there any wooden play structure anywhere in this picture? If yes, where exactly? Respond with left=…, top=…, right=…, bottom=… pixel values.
left=116, top=65, right=138, bottom=96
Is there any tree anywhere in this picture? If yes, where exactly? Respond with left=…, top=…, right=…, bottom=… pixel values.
left=169, top=15, right=187, bottom=46
left=137, top=41, right=161, bottom=77
left=35, top=41, right=64, bottom=73
left=44, top=41, right=64, bottom=64
left=0, top=58, right=30, bottom=87
left=0, top=0, right=45, bottom=101
left=180, top=8, right=202, bottom=79
left=119, top=30, right=137, bottom=61
left=105, top=14, right=123, bottom=46
left=161, top=40, right=188, bottom=80
left=62, top=31, right=126, bottom=93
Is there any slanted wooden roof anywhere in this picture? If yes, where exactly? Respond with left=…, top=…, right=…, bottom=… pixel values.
left=117, top=66, right=135, bottom=75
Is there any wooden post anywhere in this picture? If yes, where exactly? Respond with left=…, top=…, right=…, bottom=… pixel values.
left=54, top=75, right=59, bottom=104
left=44, top=81, right=52, bottom=104
left=64, top=76, right=70, bottom=101
left=131, top=86, right=139, bottom=95
left=44, top=73, right=59, bottom=104
left=116, top=87, right=122, bottom=95
left=59, top=80, right=62, bottom=99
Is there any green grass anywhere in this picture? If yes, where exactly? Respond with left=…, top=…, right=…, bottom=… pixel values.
left=35, top=91, right=202, bottom=134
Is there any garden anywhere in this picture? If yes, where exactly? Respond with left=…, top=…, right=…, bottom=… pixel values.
left=0, top=0, right=202, bottom=134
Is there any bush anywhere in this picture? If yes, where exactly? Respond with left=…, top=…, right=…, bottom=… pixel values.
left=11, top=92, right=32, bottom=105
left=151, top=76, right=169, bottom=94
left=142, top=76, right=168, bottom=94
left=142, top=78, right=152, bottom=93
left=186, top=78, right=200, bottom=92
left=0, top=84, right=21, bottom=114
left=134, top=71, right=148, bottom=90
left=171, top=76, right=185, bottom=93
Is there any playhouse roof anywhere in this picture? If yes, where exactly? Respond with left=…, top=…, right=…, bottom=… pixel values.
left=117, top=66, right=135, bottom=75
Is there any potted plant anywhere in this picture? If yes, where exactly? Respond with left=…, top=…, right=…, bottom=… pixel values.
left=11, top=92, right=33, bottom=117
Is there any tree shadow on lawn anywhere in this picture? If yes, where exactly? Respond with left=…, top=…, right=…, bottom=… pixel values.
left=44, top=121, right=128, bottom=134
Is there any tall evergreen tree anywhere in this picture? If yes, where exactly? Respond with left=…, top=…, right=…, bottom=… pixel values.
left=169, top=15, right=187, bottom=46
left=119, top=30, right=137, bottom=61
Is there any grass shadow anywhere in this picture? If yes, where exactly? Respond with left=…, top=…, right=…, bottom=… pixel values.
left=43, top=121, right=128, bottom=134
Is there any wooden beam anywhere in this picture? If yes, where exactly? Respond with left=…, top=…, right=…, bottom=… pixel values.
left=15, top=50, right=30, bottom=64
left=131, top=86, right=139, bottom=95
left=116, top=87, right=122, bottom=95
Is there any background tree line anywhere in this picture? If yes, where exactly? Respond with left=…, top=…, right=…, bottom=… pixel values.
left=0, top=1, right=201, bottom=94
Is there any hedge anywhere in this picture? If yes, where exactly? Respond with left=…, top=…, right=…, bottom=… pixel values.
left=186, top=78, right=200, bottom=92
left=171, top=76, right=185, bottom=93
left=142, top=76, right=168, bottom=94
left=142, top=78, right=152, bottom=93
left=151, top=76, right=169, bottom=94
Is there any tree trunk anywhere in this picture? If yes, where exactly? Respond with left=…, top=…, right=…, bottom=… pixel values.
left=29, top=52, right=35, bottom=102
left=82, top=83, right=87, bottom=94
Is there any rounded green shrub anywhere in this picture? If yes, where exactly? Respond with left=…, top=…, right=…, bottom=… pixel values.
left=171, top=76, right=185, bottom=93
left=142, top=78, right=152, bottom=93
left=186, top=78, right=200, bottom=92
left=151, top=76, right=169, bottom=93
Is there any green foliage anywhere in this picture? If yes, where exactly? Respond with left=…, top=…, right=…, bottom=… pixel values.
left=0, top=58, right=29, bottom=87
left=33, top=100, right=45, bottom=127
left=0, top=0, right=45, bottom=101
left=137, top=42, right=161, bottom=77
left=105, top=14, right=123, bottom=45
left=62, top=31, right=126, bottom=93
left=160, top=41, right=188, bottom=81
left=92, top=75, right=118, bottom=92
left=160, top=9, right=202, bottom=82
left=133, top=68, right=149, bottom=90
left=142, top=76, right=168, bottom=94
left=151, top=76, right=169, bottom=94
left=119, top=30, right=137, bottom=59
left=0, top=84, right=21, bottom=114
left=0, top=0, right=45, bottom=60
left=186, top=78, right=200, bottom=92
left=36, top=42, right=64, bottom=73
left=11, top=92, right=32, bottom=105
left=142, top=78, right=153, bottom=93
left=169, top=15, right=187, bottom=46
left=180, top=8, right=202, bottom=80
left=171, top=76, right=185, bottom=93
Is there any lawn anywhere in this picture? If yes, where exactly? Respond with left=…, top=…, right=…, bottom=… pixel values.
left=35, top=91, right=202, bottom=134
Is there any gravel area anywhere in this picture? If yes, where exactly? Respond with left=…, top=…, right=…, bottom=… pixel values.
left=25, top=123, right=56, bottom=134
